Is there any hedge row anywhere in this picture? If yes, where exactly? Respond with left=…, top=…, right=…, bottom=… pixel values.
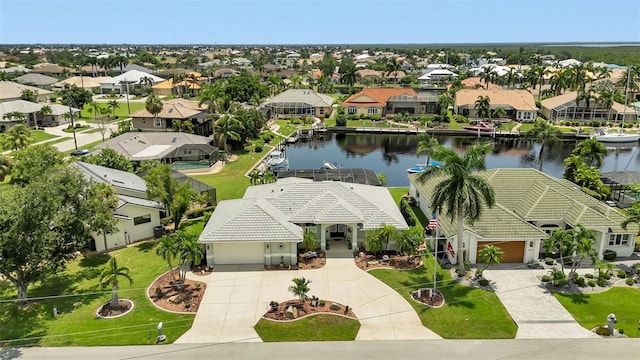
left=185, top=205, right=216, bottom=219
left=399, top=198, right=418, bottom=227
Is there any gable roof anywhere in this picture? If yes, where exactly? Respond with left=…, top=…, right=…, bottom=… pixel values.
left=409, top=168, right=637, bottom=239
left=15, top=73, right=58, bottom=86
left=540, top=91, right=634, bottom=114
left=72, top=161, right=148, bottom=194
left=460, top=77, right=502, bottom=90
left=0, top=100, right=42, bottom=119
left=53, top=76, right=113, bottom=89
left=455, top=89, right=537, bottom=111
left=263, top=89, right=334, bottom=107
left=200, top=198, right=302, bottom=242
left=342, top=88, right=418, bottom=107
left=129, top=100, right=205, bottom=119
left=0, top=81, right=53, bottom=100
left=103, top=70, right=164, bottom=85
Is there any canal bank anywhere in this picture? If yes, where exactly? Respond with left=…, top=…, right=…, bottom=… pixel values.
left=326, top=126, right=593, bottom=140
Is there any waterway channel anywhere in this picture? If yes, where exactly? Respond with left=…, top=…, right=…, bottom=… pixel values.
left=283, top=132, right=640, bottom=187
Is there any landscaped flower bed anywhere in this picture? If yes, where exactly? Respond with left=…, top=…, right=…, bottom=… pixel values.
left=147, top=271, right=206, bottom=313
left=261, top=298, right=356, bottom=321
left=354, top=253, right=421, bottom=271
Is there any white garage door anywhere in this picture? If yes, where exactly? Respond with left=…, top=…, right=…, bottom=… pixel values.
left=213, top=242, right=264, bottom=264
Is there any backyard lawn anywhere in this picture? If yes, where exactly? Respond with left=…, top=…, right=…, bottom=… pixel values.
left=80, top=102, right=145, bottom=120
left=554, top=287, right=640, bottom=338
left=30, top=130, right=59, bottom=143
left=370, top=256, right=517, bottom=339
left=388, top=187, right=409, bottom=206
left=0, top=241, right=194, bottom=346
left=254, top=315, right=360, bottom=342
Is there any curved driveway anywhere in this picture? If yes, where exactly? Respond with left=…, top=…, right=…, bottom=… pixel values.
left=176, top=259, right=441, bottom=343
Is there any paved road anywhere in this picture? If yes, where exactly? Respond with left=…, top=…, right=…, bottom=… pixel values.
left=41, top=121, right=121, bottom=153
left=484, top=269, right=600, bottom=339
left=175, top=258, right=440, bottom=343
left=8, top=339, right=639, bottom=360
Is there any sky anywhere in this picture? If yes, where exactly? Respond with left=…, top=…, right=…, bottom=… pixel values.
left=1, top=0, right=639, bottom=45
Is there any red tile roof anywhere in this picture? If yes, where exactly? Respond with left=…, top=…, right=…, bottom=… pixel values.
left=342, top=88, right=418, bottom=107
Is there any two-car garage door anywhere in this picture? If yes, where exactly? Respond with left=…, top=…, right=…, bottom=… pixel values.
left=477, top=241, right=525, bottom=263
left=213, top=242, right=264, bottom=264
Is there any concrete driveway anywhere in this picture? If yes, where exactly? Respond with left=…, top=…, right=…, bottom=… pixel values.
left=484, top=269, right=599, bottom=339
left=175, top=259, right=441, bottom=343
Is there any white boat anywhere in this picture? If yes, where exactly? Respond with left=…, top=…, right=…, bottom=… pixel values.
left=265, top=150, right=289, bottom=171
left=406, top=160, right=442, bottom=173
left=321, top=162, right=338, bottom=170
left=593, top=128, right=640, bottom=143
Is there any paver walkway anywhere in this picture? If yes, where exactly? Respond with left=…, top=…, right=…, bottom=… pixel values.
left=175, top=258, right=440, bottom=343
left=484, top=269, right=599, bottom=339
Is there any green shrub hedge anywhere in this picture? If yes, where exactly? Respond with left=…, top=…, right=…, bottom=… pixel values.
left=399, top=198, right=418, bottom=227
left=185, top=205, right=216, bottom=219
left=617, top=270, right=627, bottom=278
left=603, top=250, right=617, bottom=261
left=588, top=279, right=596, bottom=287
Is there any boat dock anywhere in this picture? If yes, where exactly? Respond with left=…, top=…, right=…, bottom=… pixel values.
left=327, top=126, right=591, bottom=140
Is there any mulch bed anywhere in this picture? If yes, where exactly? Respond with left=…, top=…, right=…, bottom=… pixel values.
left=148, top=271, right=207, bottom=313
left=411, top=289, right=445, bottom=307
left=264, top=256, right=327, bottom=270
left=97, top=299, right=132, bottom=317
left=354, top=254, right=421, bottom=271
left=262, top=298, right=356, bottom=321
left=190, top=264, right=213, bottom=276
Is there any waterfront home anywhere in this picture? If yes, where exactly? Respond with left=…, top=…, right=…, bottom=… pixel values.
left=262, top=89, right=334, bottom=119
left=342, top=87, right=418, bottom=117
left=540, top=91, right=637, bottom=123
left=455, top=89, right=537, bottom=121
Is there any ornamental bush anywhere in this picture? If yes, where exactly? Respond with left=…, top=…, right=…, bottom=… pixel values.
left=617, top=270, right=626, bottom=278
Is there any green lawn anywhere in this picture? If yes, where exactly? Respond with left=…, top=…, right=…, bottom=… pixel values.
left=80, top=102, right=145, bottom=120
left=0, top=176, right=11, bottom=193
left=369, top=256, right=517, bottom=339
left=0, top=241, right=194, bottom=346
left=388, top=187, right=409, bottom=206
left=254, top=315, right=361, bottom=342
left=274, top=120, right=300, bottom=137
left=31, top=130, right=59, bottom=143
left=554, top=287, right=640, bottom=338
left=62, top=125, right=90, bottom=133
left=193, top=148, right=269, bottom=201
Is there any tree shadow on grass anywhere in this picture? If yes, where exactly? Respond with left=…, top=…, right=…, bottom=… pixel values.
left=0, top=302, right=47, bottom=347
left=79, top=253, right=110, bottom=268
left=556, top=292, right=590, bottom=305
left=135, top=241, right=156, bottom=253
left=401, top=270, right=477, bottom=309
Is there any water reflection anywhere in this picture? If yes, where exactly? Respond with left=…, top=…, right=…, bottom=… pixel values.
left=284, top=133, right=640, bottom=187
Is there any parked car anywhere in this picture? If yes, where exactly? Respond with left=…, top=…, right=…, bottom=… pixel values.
left=70, top=149, right=90, bottom=157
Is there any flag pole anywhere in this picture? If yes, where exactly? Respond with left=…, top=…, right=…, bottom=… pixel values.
left=433, top=210, right=438, bottom=294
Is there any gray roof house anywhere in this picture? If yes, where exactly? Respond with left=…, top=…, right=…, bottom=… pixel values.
left=0, top=100, right=80, bottom=130
left=15, top=73, right=58, bottom=87
left=72, top=161, right=164, bottom=252
left=261, top=89, right=334, bottom=119
left=100, top=70, right=165, bottom=95
left=409, top=168, right=638, bottom=265
left=199, top=177, right=407, bottom=267
left=94, top=132, right=219, bottom=170
left=0, top=81, right=52, bottom=103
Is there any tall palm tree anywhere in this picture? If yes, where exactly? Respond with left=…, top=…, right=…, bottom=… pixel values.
left=479, top=67, right=496, bottom=89
left=214, top=114, right=242, bottom=157
left=550, top=70, right=570, bottom=96
left=87, top=101, right=101, bottom=122
left=377, top=224, right=398, bottom=250
left=340, top=61, right=358, bottom=90
left=2, top=124, right=32, bottom=151
left=108, top=99, right=120, bottom=118
left=417, top=143, right=496, bottom=273
left=288, top=277, right=312, bottom=301
left=145, top=94, right=163, bottom=124
left=437, top=92, right=454, bottom=117
left=575, top=88, right=596, bottom=119
left=570, top=224, right=597, bottom=273
left=474, top=95, right=491, bottom=122
left=527, top=119, right=562, bottom=171
left=572, top=138, right=608, bottom=167
left=176, top=232, right=203, bottom=286
left=37, top=105, right=52, bottom=128
left=0, top=154, right=11, bottom=182
left=492, top=107, right=506, bottom=120
left=156, top=235, right=179, bottom=280
left=416, top=132, right=439, bottom=167
left=621, top=202, right=640, bottom=236
left=385, top=57, right=401, bottom=85
left=477, top=244, right=505, bottom=271
left=597, top=88, right=614, bottom=123
left=99, top=257, right=134, bottom=308
left=563, top=154, right=585, bottom=183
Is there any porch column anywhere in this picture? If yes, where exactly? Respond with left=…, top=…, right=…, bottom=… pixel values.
left=352, top=225, right=358, bottom=250
left=597, top=232, right=607, bottom=260
left=320, top=224, right=326, bottom=252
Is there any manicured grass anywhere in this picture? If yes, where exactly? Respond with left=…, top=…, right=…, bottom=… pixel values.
left=254, top=315, right=360, bottom=342
left=388, top=187, right=409, bottom=206
left=518, top=123, right=535, bottom=132
left=31, top=130, right=59, bottom=143
left=553, top=287, right=640, bottom=338
left=80, top=102, right=145, bottom=120
left=274, top=120, right=300, bottom=137
left=0, top=241, right=194, bottom=346
left=179, top=218, right=205, bottom=238
left=193, top=148, right=269, bottom=201
left=62, top=125, right=90, bottom=133
left=0, top=176, right=11, bottom=193
left=369, top=256, right=517, bottom=339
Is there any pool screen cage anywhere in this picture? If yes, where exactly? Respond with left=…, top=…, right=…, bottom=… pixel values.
left=163, top=144, right=219, bottom=166
left=264, top=102, right=315, bottom=117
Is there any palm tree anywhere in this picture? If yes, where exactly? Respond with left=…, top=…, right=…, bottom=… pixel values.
left=262, top=170, right=276, bottom=184
left=527, top=119, right=562, bottom=171
left=597, top=88, right=614, bottom=123
left=214, top=114, right=242, bottom=157
left=377, top=224, right=398, bottom=250
left=570, top=224, right=597, bottom=273
left=385, top=57, right=401, bottom=85
left=395, top=227, right=423, bottom=256
left=0, top=154, right=11, bottom=182
left=108, top=100, right=120, bottom=118
left=145, top=94, right=163, bottom=124
left=477, top=245, right=505, bottom=271
left=302, top=231, right=317, bottom=252
left=37, top=105, right=52, bottom=128
left=621, top=202, right=640, bottom=236
left=156, top=235, right=179, bottom=280
left=99, top=257, right=134, bottom=308
left=563, top=154, right=585, bottom=183
left=575, top=88, right=596, bottom=119
left=288, top=277, right=312, bottom=302
left=492, top=107, right=506, bottom=120
left=417, top=143, right=496, bottom=273
left=474, top=95, right=491, bottom=122
left=249, top=169, right=262, bottom=185
left=479, top=67, right=496, bottom=89
left=87, top=101, right=101, bottom=122
left=176, top=233, right=203, bottom=286
left=365, top=229, right=384, bottom=256
left=2, top=124, right=32, bottom=151
left=437, top=92, right=454, bottom=117
left=572, top=138, right=608, bottom=167
left=544, top=229, right=573, bottom=274
left=550, top=70, right=570, bottom=96
left=416, top=132, right=439, bottom=167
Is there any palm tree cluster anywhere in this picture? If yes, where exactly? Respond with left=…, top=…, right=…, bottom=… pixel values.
left=544, top=225, right=598, bottom=275
left=1, top=124, right=33, bottom=151
left=249, top=169, right=276, bottom=185
left=527, top=118, right=562, bottom=171
left=563, top=138, right=610, bottom=199
left=156, top=230, right=203, bottom=286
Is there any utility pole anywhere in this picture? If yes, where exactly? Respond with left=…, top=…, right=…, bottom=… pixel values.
left=67, top=98, right=78, bottom=150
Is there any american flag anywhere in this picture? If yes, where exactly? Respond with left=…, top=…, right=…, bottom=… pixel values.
left=427, top=216, right=440, bottom=230
left=416, top=242, right=427, bottom=252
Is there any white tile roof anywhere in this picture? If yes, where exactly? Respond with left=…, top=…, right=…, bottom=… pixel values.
left=72, top=161, right=148, bottom=194
left=102, top=70, right=164, bottom=85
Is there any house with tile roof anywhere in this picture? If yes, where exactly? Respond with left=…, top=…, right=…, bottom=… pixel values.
left=72, top=161, right=164, bottom=252
left=540, top=91, right=637, bottom=123
left=341, top=87, right=418, bottom=117
left=99, top=70, right=164, bottom=95
left=0, top=100, right=80, bottom=130
left=130, top=98, right=209, bottom=134
left=409, top=168, right=638, bottom=265
left=0, top=81, right=52, bottom=103
left=199, top=178, right=408, bottom=266
left=457, top=77, right=503, bottom=91
left=455, top=89, right=537, bottom=121
left=15, top=73, right=58, bottom=87
left=262, top=89, right=334, bottom=119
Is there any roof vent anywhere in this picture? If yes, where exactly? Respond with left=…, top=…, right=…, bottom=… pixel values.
left=171, top=137, right=177, bottom=143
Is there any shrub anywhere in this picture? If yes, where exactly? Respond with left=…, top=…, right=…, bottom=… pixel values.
left=626, top=278, right=634, bottom=286
left=478, top=279, right=490, bottom=286
left=464, top=261, right=473, bottom=271
left=596, top=277, right=607, bottom=287
left=595, top=326, right=610, bottom=336
left=185, top=205, right=216, bottom=219
left=203, top=211, right=213, bottom=224
left=574, top=276, right=586, bottom=287
left=541, top=275, right=550, bottom=282
left=544, top=258, right=554, bottom=265
left=585, top=273, right=594, bottom=279
left=399, top=198, right=418, bottom=226
left=603, top=250, right=617, bottom=261
left=617, top=270, right=626, bottom=278
left=261, top=133, right=273, bottom=143
left=254, top=141, right=264, bottom=153
left=335, top=114, right=347, bottom=126
left=588, top=279, right=596, bottom=287
left=619, top=329, right=625, bottom=335
left=318, top=300, right=325, bottom=307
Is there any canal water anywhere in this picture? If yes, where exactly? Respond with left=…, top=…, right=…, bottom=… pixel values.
left=283, top=133, right=640, bottom=187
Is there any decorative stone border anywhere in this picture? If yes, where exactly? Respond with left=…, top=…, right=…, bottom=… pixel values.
left=96, top=299, right=135, bottom=319
left=146, top=270, right=201, bottom=314
left=261, top=311, right=358, bottom=323
left=410, top=288, right=445, bottom=308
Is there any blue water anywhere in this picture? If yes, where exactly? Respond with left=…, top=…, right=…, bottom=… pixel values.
left=283, top=133, right=640, bottom=187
